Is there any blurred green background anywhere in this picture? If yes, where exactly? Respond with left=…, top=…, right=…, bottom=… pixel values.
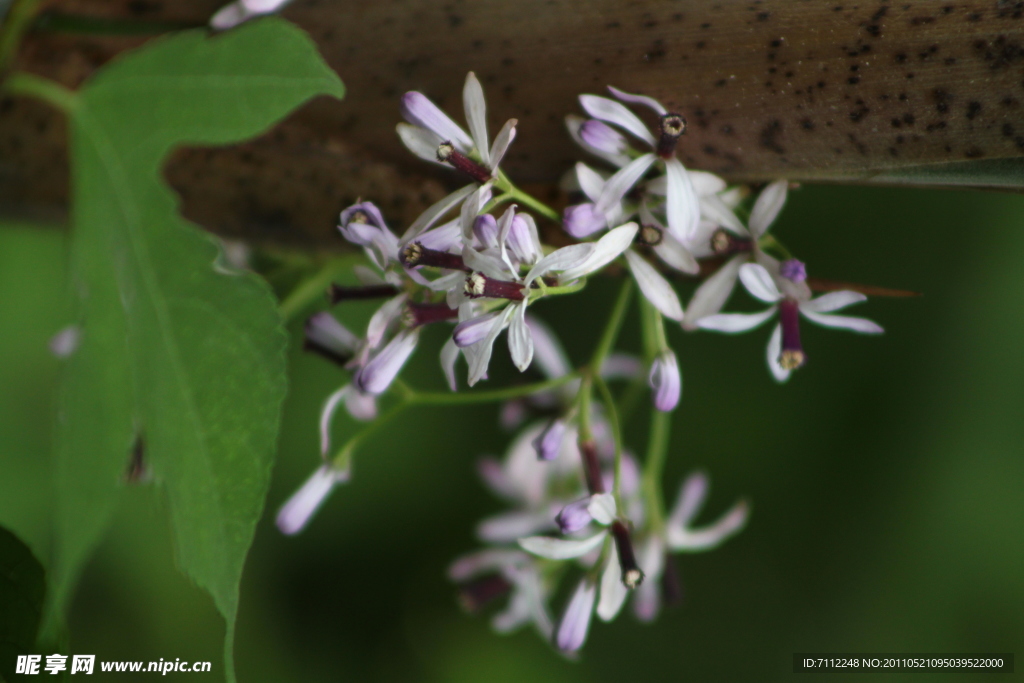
left=1, top=182, right=1022, bottom=681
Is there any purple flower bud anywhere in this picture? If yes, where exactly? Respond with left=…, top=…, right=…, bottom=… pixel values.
left=532, top=418, right=566, bottom=461
left=579, top=119, right=628, bottom=156
left=780, top=258, right=808, bottom=283
left=556, top=498, right=594, bottom=534
left=562, top=203, right=607, bottom=239
left=556, top=579, right=596, bottom=652
left=648, top=349, right=681, bottom=412
left=506, top=214, right=542, bottom=265
left=473, top=213, right=499, bottom=249
left=354, top=330, right=419, bottom=395
left=340, top=201, right=387, bottom=232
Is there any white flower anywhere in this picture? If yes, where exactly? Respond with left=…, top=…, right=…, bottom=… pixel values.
left=683, top=179, right=788, bottom=330
left=697, top=262, right=883, bottom=382
left=565, top=86, right=700, bottom=241
left=210, top=0, right=291, bottom=30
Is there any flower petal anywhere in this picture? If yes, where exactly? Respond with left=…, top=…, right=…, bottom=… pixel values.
left=580, top=94, right=657, bottom=146
left=700, top=192, right=746, bottom=235
left=587, top=492, right=617, bottom=525
left=665, top=158, right=701, bottom=241
left=652, top=231, right=699, bottom=275
left=575, top=162, right=607, bottom=203
left=519, top=530, right=607, bottom=560
left=648, top=349, right=682, bottom=412
left=402, top=184, right=477, bottom=243
left=563, top=203, right=608, bottom=238
left=682, top=254, right=746, bottom=330
left=596, top=554, right=629, bottom=622
left=595, top=153, right=656, bottom=214
left=668, top=500, right=749, bottom=552
left=467, top=305, right=515, bottom=386
left=318, top=385, right=350, bottom=455
left=463, top=72, right=490, bottom=166
left=440, top=336, right=460, bottom=391
left=556, top=579, right=597, bottom=652
left=448, top=548, right=529, bottom=581
left=559, top=223, right=638, bottom=281
left=748, top=179, right=787, bottom=238
left=508, top=300, right=534, bottom=372
left=355, top=330, right=420, bottom=395
left=366, top=294, right=407, bottom=348
left=625, top=250, right=684, bottom=321
left=801, top=290, right=868, bottom=313
left=343, top=387, right=377, bottom=422
left=480, top=511, right=558, bottom=543
left=566, top=114, right=632, bottom=167
left=607, top=85, right=668, bottom=115
left=453, top=311, right=502, bottom=347
left=524, top=243, right=595, bottom=284
left=696, top=307, right=777, bottom=333
left=766, top=323, right=791, bottom=382
left=401, top=91, right=473, bottom=150
left=801, top=309, right=884, bottom=333
left=667, top=471, right=708, bottom=530
left=600, top=352, right=643, bottom=380
left=738, top=262, right=783, bottom=303
left=275, top=464, right=348, bottom=535
left=688, top=169, right=727, bottom=195
left=396, top=122, right=445, bottom=165
left=489, top=118, right=517, bottom=169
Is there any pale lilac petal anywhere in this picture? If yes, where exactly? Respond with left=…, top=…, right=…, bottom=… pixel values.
left=667, top=471, right=709, bottom=530
left=354, top=330, right=419, bottom=395
left=625, top=250, right=684, bottom=321
left=575, top=162, right=607, bottom=203
left=633, top=536, right=665, bottom=622
left=508, top=300, right=534, bottom=372
left=696, top=307, right=777, bottom=333
left=587, top=492, right=617, bottom=525
left=440, top=336, right=459, bottom=391
left=559, top=223, right=638, bottom=281
left=415, top=219, right=462, bottom=253
left=454, top=311, right=502, bottom=347
left=518, top=531, right=606, bottom=560
left=366, top=294, right=407, bottom=349
left=339, top=201, right=388, bottom=231
left=748, top=179, right=788, bottom=238
left=682, top=254, right=747, bottom=330
left=653, top=231, right=699, bottom=275
left=319, top=385, right=350, bottom=455
left=688, top=170, right=727, bottom=195
left=473, top=213, right=499, bottom=249
left=343, top=386, right=376, bottom=422
left=766, top=323, right=790, bottom=382
left=596, top=554, right=629, bottom=622
left=600, top=353, right=642, bottom=380
left=507, top=213, right=542, bottom=266
left=607, top=85, right=668, bottom=115
left=421, top=270, right=464, bottom=293
left=49, top=325, right=81, bottom=358
left=579, top=120, right=629, bottom=158
left=463, top=72, right=490, bottom=165
left=476, top=456, right=517, bottom=501
left=700, top=192, right=746, bottom=235
left=241, top=0, right=289, bottom=12
left=525, top=315, right=571, bottom=380
left=649, top=349, right=681, bottom=412
left=468, top=305, right=515, bottom=386
left=460, top=184, right=494, bottom=244
left=665, top=158, right=701, bottom=241
left=448, top=548, right=529, bottom=581
left=563, top=203, right=608, bottom=238
left=401, top=91, right=473, bottom=150
left=800, top=310, right=884, bottom=334
left=668, top=500, right=749, bottom=551
left=738, top=262, right=783, bottom=303
left=566, top=114, right=632, bottom=167
left=556, top=579, right=597, bottom=652
left=396, top=122, right=445, bottom=164
left=463, top=247, right=512, bottom=280
left=306, top=312, right=360, bottom=356
left=801, top=290, right=868, bottom=313
left=580, top=95, right=657, bottom=146
left=489, top=118, right=517, bottom=169
left=595, top=153, right=656, bottom=214
left=210, top=2, right=253, bottom=30
left=480, top=511, right=558, bottom=543
left=524, top=243, right=595, bottom=284
left=402, top=184, right=477, bottom=243
left=276, top=464, right=349, bottom=535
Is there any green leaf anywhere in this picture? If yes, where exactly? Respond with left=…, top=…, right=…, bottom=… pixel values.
left=0, top=525, right=45, bottom=683
left=37, top=19, right=344, bottom=682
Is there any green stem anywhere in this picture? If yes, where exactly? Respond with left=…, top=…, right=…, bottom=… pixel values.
left=480, top=192, right=514, bottom=215
left=406, top=373, right=578, bottom=406
left=0, top=0, right=44, bottom=74
left=588, top=278, right=634, bottom=372
left=758, top=233, right=794, bottom=260
left=3, top=71, right=77, bottom=111
left=527, top=278, right=587, bottom=303
left=277, top=254, right=365, bottom=323
left=642, top=409, right=671, bottom=534
left=494, top=171, right=560, bottom=222
left=594, top=375, right=624, bottom=505
left=331, top=398, right=410, bottom=470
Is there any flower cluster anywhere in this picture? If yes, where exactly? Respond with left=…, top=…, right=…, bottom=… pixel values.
left=270, top=72, right=892, bottom=654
